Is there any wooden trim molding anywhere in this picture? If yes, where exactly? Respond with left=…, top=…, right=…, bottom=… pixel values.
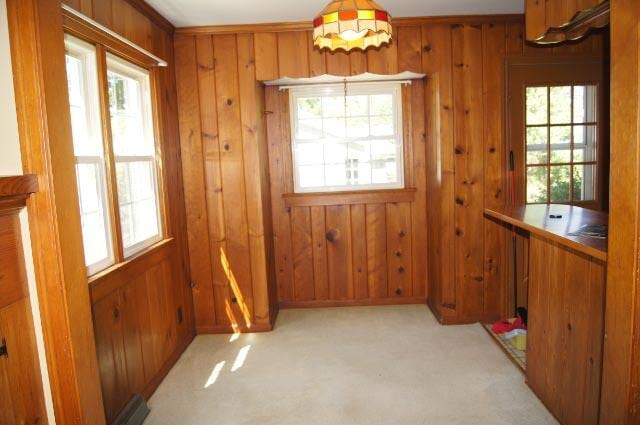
left=279, top=297, right=427, bottom=309
left=175, top=14, right=525, bottom=35
left=0, top=175, right=39, bottom=214
left=283, top=188, right=417, bottom=208
left=62, top=6, right=167, bottom=68
left=123, top=0, right=174, bottom=34
left=6, top=0, right=106, bottom=423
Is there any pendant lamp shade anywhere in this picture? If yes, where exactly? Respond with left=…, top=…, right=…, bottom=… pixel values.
left=313, top=0, right=392, bottom=52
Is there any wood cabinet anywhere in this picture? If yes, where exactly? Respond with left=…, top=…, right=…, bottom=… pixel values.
left=528, top=234, right=605, bottom=424
left=0, top=175, right=47, bottom=425
left=526, top=0, right=609, bottom=44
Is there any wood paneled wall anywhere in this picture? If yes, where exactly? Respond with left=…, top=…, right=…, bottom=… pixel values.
left=525, top=0, right=601, bottom=41
left=174, top=33, right=277, bottom=333
left=60, top=0, right=194, bottom=422
left=174, top=17, right=605, bottom=325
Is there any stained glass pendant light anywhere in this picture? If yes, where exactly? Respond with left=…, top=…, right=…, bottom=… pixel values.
left=313, top=0, right=392, bottom=52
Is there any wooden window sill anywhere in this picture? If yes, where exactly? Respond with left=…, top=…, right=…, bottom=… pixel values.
left=283, top=188, right=417, bottom=208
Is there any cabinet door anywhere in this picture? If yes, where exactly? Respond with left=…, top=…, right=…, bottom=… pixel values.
left=0, top=213, right=47, bottom=425
left=0, top=298, right=47, bottom=424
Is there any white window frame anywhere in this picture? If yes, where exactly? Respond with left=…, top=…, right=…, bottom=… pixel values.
left=65, top=35, right=115, bottom=276
left=106, top=53, right=163, bottom=258
left=289, top=83, right=404, bottom=193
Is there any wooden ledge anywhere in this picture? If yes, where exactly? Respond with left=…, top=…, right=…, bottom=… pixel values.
left=0, top=175, right=38, bottom=213
left=0, top=175, right=38, bottom=198
left=283, top=188, right=416, bottom=208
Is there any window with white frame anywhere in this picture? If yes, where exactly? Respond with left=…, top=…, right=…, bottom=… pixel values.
left=64, top=35, right=163, bottom=276
left=290, top=83, right=404, bottom=193
left=65, top=36, right=115, bottom=275
left=107, top=54, right=162, bottom=257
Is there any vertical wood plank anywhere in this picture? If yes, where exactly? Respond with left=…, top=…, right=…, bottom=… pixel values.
left=307, top=31, right=327, bottom=77
left=326, top=205, right=354, bottom=300
left=265, top=88, right=295, bottom=302
left=277, top=31, right=310, bottom=78
left=452, top=24, right=485, bottom=321
left=174, top=35, right=217, bottom=330
left=505, top=22, right=525, bottom=55
left=310, top=206, right=329, bottom=300
left=367, top=42, right=399, bottom=74
left=351, top=204, right=368, bottom=299
left=237, top=33, right=273, bottom=325
left=525, top=0, right=546, bottom=41
left=482, top=22, right=507, bottom=321
left=349, top=49, right=368, bottom=75
left=326, top=49, right=350, bottom=76
left=121, top=281, right=146, bottom=394
left=397, top=26, right=423, bottom=73
left=386, top=202, right=412, bottom=297
left=290, top=207, right=315, bottom=301
left=214, top=34, right=255, bottom=326
left=254, top=32, right=279, bottom=80
left=422, top=24, right=456, bottom=316
left=397, top=27, right=427, bottom=298
left=195, top=34, right=231, bottom=327
left=92, top=0, right=113, bottom=27
left=366, top=204, right=388, bottom=299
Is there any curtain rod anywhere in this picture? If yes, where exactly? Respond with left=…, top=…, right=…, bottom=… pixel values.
left=278, top=80, right=415, bottom=91
left=61, top=4, right=168, bottom=67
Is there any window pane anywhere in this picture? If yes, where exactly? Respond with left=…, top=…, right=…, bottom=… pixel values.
left=527, top=166, right=548, bottom=203
left=550, top=165, right=571, bottom=202
left=526, top=127, right=548, bottom=164
left=296, top=143, right=324, bottom=165
left=573, top=85, right=597, bottom=123
left=370, top=94, right=393, bottom=115
left=347, top=96, right=368, bottom=116
left=573, top=164, right=596, bottom=201
left=107, top=56, right=155, bottom=156
left=550, top=86, right=572, bottom=124
left=108, top=54, right=162, bottom=257
left=371, top=115, right=394, bottom=136
left=65, top=36, right=114, bottom=274
left=323, top=117, right=346, bottom=138
left=75, top=163, right=111, bottom=269
left=291, top=84, right=403, bottom=193
left=298, top=165, right=325, bottom=189
left=550, top=126, right=571, bottom=164
left=297, top=97, right=321, bottom=119
left=116, top=160, right=160, bottom=253
left=526, top=87, right=547, bottom=125
left=573, top=125, right=597, bottom=162
left=297, top=119, right=323, bottom=140
left=346, top=117, right=369, bottom=138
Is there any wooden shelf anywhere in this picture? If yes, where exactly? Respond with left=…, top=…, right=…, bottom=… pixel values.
left=485, top=204, right=608, bottom=261
left=283, top=188, right=416, bottom=208
left=0, top=175, right=38, bottom=213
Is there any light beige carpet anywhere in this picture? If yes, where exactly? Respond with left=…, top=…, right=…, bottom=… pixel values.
left=146, top=305, right=557, bottom=425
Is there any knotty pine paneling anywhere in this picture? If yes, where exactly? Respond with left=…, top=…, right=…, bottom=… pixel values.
left=176, top=34, right=277, bottom=331
left=175, top=19, right=605, bottom=320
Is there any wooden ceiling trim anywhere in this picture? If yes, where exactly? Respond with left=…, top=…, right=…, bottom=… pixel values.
left=175, top=14, right=525, bottom=35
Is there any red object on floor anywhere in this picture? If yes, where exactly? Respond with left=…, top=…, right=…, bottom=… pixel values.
left=492, top=316, right=527, bottom=334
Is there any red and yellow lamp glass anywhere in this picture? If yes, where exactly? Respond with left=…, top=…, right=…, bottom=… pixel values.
left=313, top=0, right=392, bottom=51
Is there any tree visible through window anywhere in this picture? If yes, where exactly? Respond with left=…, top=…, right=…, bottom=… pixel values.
left=525, top=85, right=597, bottom=204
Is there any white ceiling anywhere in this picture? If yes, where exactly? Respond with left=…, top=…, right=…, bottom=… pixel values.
left=145, top=0, right=524, bottom=28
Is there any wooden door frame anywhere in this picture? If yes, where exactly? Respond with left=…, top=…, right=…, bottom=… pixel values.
left=600, top=0, right=640, bottom=422
left=6, top=0, right=106, bottom=423
left=505, top=55, right=606, bottom=210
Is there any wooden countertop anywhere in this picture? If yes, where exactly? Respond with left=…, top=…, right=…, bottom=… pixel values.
left=484, top=204, right=608, bottom=262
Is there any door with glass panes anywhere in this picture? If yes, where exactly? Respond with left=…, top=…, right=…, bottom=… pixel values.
left=508, top=58, right=606, bottom=210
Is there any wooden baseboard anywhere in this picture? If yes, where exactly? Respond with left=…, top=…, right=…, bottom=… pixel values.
left=196, top=323, right=273, bottom=334
left=279, top=297, right=427, bottom=309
